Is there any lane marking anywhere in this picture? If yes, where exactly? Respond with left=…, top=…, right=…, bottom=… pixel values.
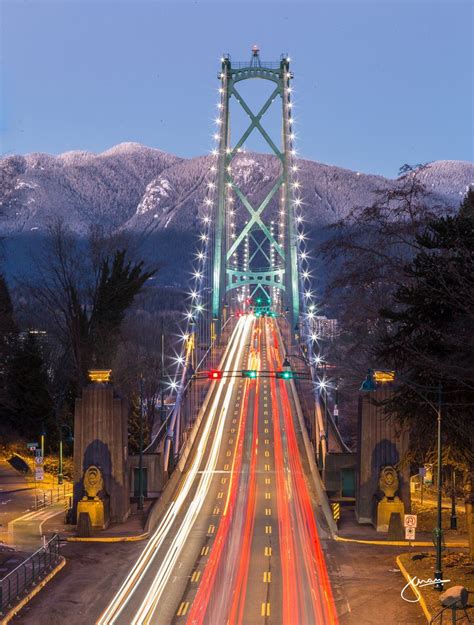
left=208, top=524, right=215, bottom=534
left=265, top=508, right=271, bottom=516
left=264, top=451, right=270, bottom=457
left=191, top=570, right=201, bottom=583
left=265, top=525, right=272, bottom=534
left=217, top=492, right=224, bottom=499
left=263, top=571, right=272, bottom=583
left=177, top=601, right=190, bottom=616
left=221, top=477, right=227, bottom=484
left=265, top=492, right=271, bottom=499
left=201, top=546, right=210, bottom=556
left=264, top=464, right=271, bottom=471
left=213, top=507, right=220, bottom=515
left=261, top=602, right=271, bottom=616
left=265, top=478, right=271, bottom=485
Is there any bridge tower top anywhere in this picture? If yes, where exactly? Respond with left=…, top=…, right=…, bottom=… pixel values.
left=211, top=48, right=300, bottom=331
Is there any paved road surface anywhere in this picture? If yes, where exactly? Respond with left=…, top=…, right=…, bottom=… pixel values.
left=98, top=315, right=338, bottom=624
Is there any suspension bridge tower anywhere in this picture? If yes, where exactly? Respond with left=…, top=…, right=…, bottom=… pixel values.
left=211, top=46, right=301, bottom=333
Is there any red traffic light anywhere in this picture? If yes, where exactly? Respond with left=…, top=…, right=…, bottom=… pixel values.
left=208, top=369, right=223, bottom=380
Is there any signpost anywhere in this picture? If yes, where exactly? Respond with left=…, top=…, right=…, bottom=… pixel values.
left=34, top=450, right=44, bottom=481
left=404, top=514, right=417, bottom=542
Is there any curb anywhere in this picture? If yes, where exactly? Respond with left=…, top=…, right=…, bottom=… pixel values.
left=396, top=554, right=432, bottom=623
left=334, top=535, right=468, bottom=548
left=0, top=556, right=66, bottom=625
left=67, top=532, right=149, bottom=543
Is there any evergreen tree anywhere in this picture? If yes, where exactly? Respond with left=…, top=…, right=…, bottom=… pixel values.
left=0, top=275, right=17, bottom=366
left=377, top=203, right=474, bottom=470
left=2, top=332, right=54, bottom=439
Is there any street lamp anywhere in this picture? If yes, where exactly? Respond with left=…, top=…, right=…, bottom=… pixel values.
left=138, top=374, right=145, bottom=511
left=360, top=369, right=444, bottom=590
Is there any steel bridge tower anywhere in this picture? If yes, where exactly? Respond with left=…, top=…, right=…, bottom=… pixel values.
left=211, top=46, right=300, bottom=332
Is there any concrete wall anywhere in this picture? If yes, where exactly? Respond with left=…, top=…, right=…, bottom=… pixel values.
left=324, top=452, right=356, bottom=497
left=128, top=452, right=165, bottom=498
left=74, top=384, right=130, bottom=523
left=356, top=388, right=410, bottom=525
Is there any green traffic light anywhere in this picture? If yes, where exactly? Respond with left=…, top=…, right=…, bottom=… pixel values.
left=242, top=370, right=258, bottom=379
left=276, top=370, right=294, bottom=380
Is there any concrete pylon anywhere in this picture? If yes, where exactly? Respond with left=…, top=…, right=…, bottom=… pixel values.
left=73, top=383, right=130, bottom=524
left=356, top=386, right=410, bottom=526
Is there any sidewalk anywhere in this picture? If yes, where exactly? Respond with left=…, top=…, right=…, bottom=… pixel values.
left=335, top=503, right=469, bottom=547
left=1, top=460, right=72, bottom=552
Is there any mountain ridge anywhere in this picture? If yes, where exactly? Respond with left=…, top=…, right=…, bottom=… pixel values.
left=1, top=143, right=472, bottom=237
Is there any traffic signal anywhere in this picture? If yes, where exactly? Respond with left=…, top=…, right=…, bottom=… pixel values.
left=276, top=370, right=294, bottom=380
left=208, top=369, right=223, bottom=380
left=242, top=370, right=258, bottom=379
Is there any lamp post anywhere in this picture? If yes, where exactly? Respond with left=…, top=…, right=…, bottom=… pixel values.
left=138, top=374, right=144, bottom=511
left=360, top=369, right=444, bottom=590
left=40, top=423, right=46, bottom=459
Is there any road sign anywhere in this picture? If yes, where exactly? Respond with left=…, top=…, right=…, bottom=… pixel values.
left=27, top=442, right=38, bottom=451
left=404, top=514, right=417, bottom=528
left=331, top=502, right=341, bottom=523
left=35, top=455, right=44, bottom=465
left=405, top=526, right=416, bottom=541
left=35, top=467, right=44, bottom=481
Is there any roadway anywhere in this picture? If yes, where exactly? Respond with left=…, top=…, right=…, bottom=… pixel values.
left=98, top=314, right=339, bottom=625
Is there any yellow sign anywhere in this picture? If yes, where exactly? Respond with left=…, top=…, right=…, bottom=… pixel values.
left=88, top=369, right=112, bottom=383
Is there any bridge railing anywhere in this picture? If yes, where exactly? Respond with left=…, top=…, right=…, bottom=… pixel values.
left=174, top=316, right=236, bottom=452
left=0, top=534, right=61, bottom=615
left=151, top=315, right=237, bottom=470
left=278, top=316, right=319, bottom=445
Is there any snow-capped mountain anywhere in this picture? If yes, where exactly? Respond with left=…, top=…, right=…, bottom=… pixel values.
left=1, top=143, right=472, bottom=284
left=2, top=142, right=472, bottom=236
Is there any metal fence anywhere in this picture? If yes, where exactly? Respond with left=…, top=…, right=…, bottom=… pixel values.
left=33, top=484, right=73, bottom=511
left=0, top=534, right=61, bottom=615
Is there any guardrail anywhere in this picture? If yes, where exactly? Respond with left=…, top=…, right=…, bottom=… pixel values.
left=0, top=534, right=61, bottom=615
left=33, top=484, right=73, bottom=511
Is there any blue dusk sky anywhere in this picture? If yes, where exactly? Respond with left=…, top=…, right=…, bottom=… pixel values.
left=1, top=0, right=472, bottom=177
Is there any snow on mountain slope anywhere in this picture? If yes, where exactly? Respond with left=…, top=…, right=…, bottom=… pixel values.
left=0, top=143, right=182, bottom=234
left=1, top=144, right=472, bottom=239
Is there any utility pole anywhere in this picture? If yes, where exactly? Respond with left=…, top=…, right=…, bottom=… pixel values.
left=434, top=384, right=444, bottom=591
left=138, top=374, right=144, bottom=511
left=161, top=317, right=165, bottom=425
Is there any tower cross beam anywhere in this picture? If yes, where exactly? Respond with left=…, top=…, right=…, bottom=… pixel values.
left=248, top=231, right=272, bottom=265
left=230, top=86, right=282, bottom=161
left=227, top=178, right=285, bottom=259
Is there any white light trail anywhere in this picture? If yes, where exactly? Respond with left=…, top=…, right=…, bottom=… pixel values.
left=97, top=317, right=251, bottom=625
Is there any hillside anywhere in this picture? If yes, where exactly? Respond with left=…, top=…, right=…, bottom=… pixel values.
left=1, top=143, right=472, bottom=285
